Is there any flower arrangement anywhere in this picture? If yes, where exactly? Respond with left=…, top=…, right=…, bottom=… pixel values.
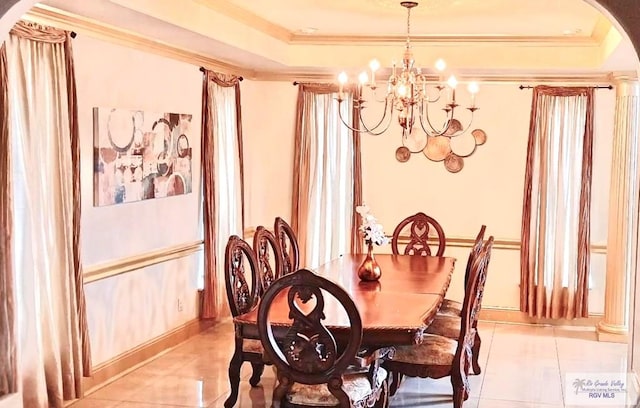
left=356, top=204, right=390, bottom=247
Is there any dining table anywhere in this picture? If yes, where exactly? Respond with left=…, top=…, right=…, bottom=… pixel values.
left=234, top=253, right=456, bottom=348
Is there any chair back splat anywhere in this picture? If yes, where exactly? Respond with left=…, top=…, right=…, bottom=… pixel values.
left=224, top=236, right=260, bottom=318
left=391, top=212, right=446, bottom=256
left=252, top=226, right=282, bottom=295
left=274, top=217, right=300, bottom=275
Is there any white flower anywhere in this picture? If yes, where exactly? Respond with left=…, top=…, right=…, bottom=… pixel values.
left=357, top=205, right=390, bottom=246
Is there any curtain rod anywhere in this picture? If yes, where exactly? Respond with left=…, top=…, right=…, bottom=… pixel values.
left=198, top=66, right=243, bottom=81
left=518, top=85, right=612, bottom=90
left=70, top=31, right=76, bottom=38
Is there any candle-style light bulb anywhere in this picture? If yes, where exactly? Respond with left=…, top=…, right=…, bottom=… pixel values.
left=359, top=71, right=369, bottom=85
left=468, top=81, right=479, bottom=108
left=397, top=84, right=408, bottom=97
left=338, top=71, right=348, bottom=100
left=447, top=75, right=458, bottom=89
left=369, top=59, right=380, bottom=86
left=447, top=75, right=458, bottom=103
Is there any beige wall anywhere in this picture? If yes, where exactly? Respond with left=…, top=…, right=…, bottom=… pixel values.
left=241, top=80, right=616, bottom=313
left=241, top=80, right=297, bottom=228
left=74, top=35, right=203, bottom=365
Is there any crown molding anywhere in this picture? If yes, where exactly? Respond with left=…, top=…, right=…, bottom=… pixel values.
left=288, top=34, right=600, bottom=46
left=262, top=70, right=627, bottom=84
left=22, top=4, right=254, bottom=77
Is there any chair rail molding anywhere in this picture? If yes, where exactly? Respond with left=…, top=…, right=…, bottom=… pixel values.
left=83, top=240, right=204, bottom=284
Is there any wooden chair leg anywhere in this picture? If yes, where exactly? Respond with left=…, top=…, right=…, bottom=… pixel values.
left=451, top=376, right=469, bottom=408
left=272, top=374, right=290, bottom=407
left=224, top=342, right=243, bottom=408
left=388, top=371, right=403, bottom=397
left=471, top=331, right=482, bottom=375
left=249, top=362, right=265, bottom=386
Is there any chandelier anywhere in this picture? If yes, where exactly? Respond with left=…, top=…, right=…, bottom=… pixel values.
left=335, top=1, right=488, bottom=173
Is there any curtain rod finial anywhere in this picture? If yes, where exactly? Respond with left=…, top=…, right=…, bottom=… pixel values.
left=70, top=31, right=77, bottom=38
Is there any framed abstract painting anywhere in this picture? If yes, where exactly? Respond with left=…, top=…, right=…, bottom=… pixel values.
left=93, top=107, right=193, bottom=206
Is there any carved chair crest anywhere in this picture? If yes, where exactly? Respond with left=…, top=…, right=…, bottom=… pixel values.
left=391, top=212, right=446, bottom=257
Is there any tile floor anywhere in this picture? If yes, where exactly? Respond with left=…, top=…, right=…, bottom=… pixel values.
left=71, top=320, right=635, bottom=407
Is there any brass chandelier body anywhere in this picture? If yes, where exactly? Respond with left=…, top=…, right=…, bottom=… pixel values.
left=336, top=1, right=488, bottom=172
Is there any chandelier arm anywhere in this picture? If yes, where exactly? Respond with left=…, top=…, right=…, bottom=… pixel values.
left=358, top=96, right=393, bottom=132
left=418, top=101, right=454, bottom=136
left=450, top=110, right=477, bottom=137
left=357, top=103, right=394, bottom=136
left=335, top=103, right=390, bottom=136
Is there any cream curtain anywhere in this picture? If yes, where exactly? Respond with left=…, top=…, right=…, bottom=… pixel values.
left=201, top=69, right=244, bottom=320
left=0, top=44, right=17, bottom=400
left=292, top=84, right=358, bottom=268
left=520, top=86, right=593, bottom=319
left=6, top=21, right=89, bottom=406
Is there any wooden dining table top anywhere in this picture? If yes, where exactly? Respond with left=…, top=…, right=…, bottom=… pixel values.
left=314, top=253, right=455, bottom=296
left=234, top=253, right=456, bottom=347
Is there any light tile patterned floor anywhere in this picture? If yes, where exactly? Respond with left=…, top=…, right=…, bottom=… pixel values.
left=72, top=321, right=633, bottom=407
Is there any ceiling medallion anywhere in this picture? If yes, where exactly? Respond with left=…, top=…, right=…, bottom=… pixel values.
left=336, top=1, right=488, bottom=172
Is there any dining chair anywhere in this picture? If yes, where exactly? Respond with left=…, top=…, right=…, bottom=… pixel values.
left=258, top=268, right=389, bottom=408
left=391, top=212, right=446, bottom=256
left=425, top=235, right=494, bottom=375
left=274, top=216, right=300, bottom=275
left=252, top=225, right=282, bottom=295
left=383, top=238, right=493, bottom=408
left=223, top=236, right=267, bottom=408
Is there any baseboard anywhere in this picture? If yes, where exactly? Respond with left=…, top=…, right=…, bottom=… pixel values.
left=479, top=306, right=603, bottom=327
left=81, top=318, right=214, bottom=395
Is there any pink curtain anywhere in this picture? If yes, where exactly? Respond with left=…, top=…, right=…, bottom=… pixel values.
left=0, top=43, right=17, bottom=399
left=201, top=69, right=244, bottom=319
left=520, top=85, right=593, bottom=319
left=291, top=83, right=362, bottom=267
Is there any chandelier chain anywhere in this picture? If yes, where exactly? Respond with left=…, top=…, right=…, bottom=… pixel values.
left=406, top=6, right=411, bottom=48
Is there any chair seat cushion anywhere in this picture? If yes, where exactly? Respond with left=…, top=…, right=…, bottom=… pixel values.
left=438, top=298, right=462, bottom=317
left=391, top=334, right=457, bottom=366
left=425, top=315, right=461, bottom=339
left=287, top=367, right=388, bottom=407
left=242, top=338, right=263, bottom=353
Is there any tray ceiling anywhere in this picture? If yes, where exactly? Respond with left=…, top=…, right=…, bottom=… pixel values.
left=33, top=0, right=639, bottom=78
